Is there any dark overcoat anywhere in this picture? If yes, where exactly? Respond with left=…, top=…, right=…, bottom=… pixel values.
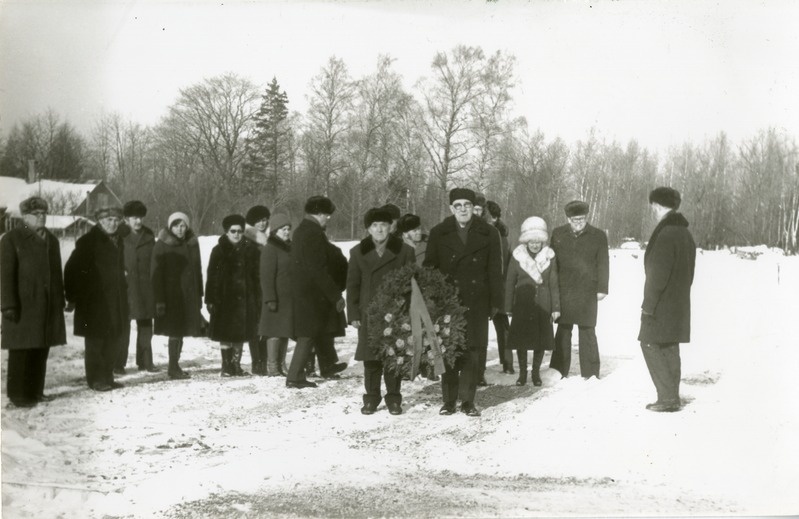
left=290, top=217, right=347, bottom=338
left=259, top=235, right=293, bottom=338
left=504, top=250, right=560, bottom=351
left=347, top=235, right=415, bottom=361
left=423, top=215, right=503, bottom=351
left=638, top=211, right=696, bottom=344
left=151, top=228, right=204, bottom=338
left=120, top=224, right=156, bottom=320
left=205, top=235, right=261, bottom=343
left=550, top=223, right=609, bottom=327
left=1, top=226, right=66, bottom=350
left=494, top=219, right=511, bottom=275
left=64, top=225, right=128, bottom=339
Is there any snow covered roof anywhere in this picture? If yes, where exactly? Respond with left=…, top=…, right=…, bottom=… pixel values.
left=0, top=176, right=99, bottom=216
left=45, top=215, right=94, bottom=230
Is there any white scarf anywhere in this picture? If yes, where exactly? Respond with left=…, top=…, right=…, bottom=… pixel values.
left=512, top=244, right=555, bottom=285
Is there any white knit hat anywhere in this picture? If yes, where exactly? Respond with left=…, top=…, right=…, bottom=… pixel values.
left=167, top=211, right=190, bottom=230
left=518, top=216, right=549, bottom=243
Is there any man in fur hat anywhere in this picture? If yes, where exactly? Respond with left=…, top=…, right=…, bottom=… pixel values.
left=285, top=196, right=348, bottom=388
left=424, top=188, right=503, bottom=417
left=639, top=187, right=696, bottom=412
left=243, top=204, right=270, bottom=375
left=549, top=200, right=609, bottom=379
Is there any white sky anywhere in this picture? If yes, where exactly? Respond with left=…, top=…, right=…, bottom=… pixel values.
left=1, top=0, right=798, bottom=152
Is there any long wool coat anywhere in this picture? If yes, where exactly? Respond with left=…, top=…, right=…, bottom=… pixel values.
left=205, top=235, right=261, bottom=343
left=423, top=215, right=503, bottom=352
left=550, top=223, right=609, bottom=327
left=120, top=224, right=156, bottom=320
left=504, top=250, right=560, bottom=351
left=1, top=226, right=66, bottom=350
left=259, top=235, right=293, bottom=338
left=151, top=228, right=204, bottom=338
left=290, top=217, right=347, bottom=338
left=638, top=211, right=696, bottom=344
left=347, top=235, right=416, bottom=361
left=64, top=225, right=128, bottom=339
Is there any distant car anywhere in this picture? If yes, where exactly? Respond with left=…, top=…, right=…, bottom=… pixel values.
left=620, top=238, right=641, bottom=250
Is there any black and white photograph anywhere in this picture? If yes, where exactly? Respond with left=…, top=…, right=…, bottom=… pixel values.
left=1, top=0, right=798, bottom=517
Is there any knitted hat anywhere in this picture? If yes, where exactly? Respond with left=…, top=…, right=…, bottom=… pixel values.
left=486, top=200, right=502, bottom=218
left=245, top=205, right=271, bottom=225
left=222, top=214, right=246, bottom=231
left=269, top=214, right=292, bottom=234
left=397, top=213, right=421, bottom=233
left=449, top=188, right=476, bottom=204
left=380, top=203, right=401, bottom=221
left=304, top=196, right=336, bottom=215
left=123, top=200, right=147, bottom=218
left=649, top=187, right=681, bottom=210
left=474, top=193, right=486, bottom=208
left=94, top=194, right=123, bottom=220
left=168, top=211, right=190, bottom=230
left=19, top=196, right=48, bottom=215
left=363, top=207, right=393, bottom=228
left=518, top=216, right=549, bottom=243
left=564, top=200, right=589, bottom=217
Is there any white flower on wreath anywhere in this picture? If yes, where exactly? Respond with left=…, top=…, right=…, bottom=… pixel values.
left=443, top=315, right=451, bottom=324
left=387, top=348, right=395, bottom=356
left=397, top=356, right=405, bottom=365
left=383, top=327, right=393, bottom=336
left=427, top=351, right=434, bottom=359
left=434, top=324, right=440, bottom=332
left=401, top=323, right=411, bottom=331
left=385, top=313, right=394, bottom=322
left=395, top=338, right=404, bottom=348
left=442, top=327, right=450, bottom=337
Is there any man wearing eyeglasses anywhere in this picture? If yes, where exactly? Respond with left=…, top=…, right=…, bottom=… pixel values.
left=549, top=200, right=609, bottom=379
left=424, top=188, right=503, bottom=417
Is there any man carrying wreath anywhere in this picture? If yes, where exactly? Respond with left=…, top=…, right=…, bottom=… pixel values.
left=424, top=188, right=504, bottom=417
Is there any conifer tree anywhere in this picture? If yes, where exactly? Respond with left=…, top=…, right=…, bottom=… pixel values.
left=244, top=77, right=291, bottom=199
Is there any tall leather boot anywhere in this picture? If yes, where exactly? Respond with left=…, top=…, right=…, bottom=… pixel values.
left=266, top=338, right=281, bottom=377
left=259, top=340, right=268, bottom=376
left=232, top=343, right=250, bottom=377
left=278, top=339, right=288, bottom=376
left=220, top=347, right=233, bottom=377
left=515, top=349, right=528, bottom=386
left=532, top=349, right=544, bottom=386
left=249, top=338, right=263, bottom=376
left=168, top=338, right=189, bottom=380
left=305, top=350, right=318, bottom=378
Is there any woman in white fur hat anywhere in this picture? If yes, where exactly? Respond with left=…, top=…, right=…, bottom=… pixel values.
left=504, top=217, right=560, bottom=386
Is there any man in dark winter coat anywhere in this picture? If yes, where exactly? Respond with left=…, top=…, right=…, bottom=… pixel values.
left=549, top=200, right=609, bottom=379
left=639, top=187, right=696, bottom=412
left=1, top=197, right=67, bottom=407
left=65, top=199, right=128, bottom=392
left=285, top=196, right=348, bottom=388
left=485, top=200, right=513, bottom=375
left=347, top=208, right=416, bottom=415
left=117, top=200, right=158, bottom=373
left=243, top=204, right=270, bottom=375
left=424, top=188, right=504, bottom=417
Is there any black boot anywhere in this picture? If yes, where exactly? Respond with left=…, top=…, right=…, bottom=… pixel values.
left=168, top=339, right=190, bottom=380
left=232, top=344, right=250, bottom=377
left=532, top=350, right=544, bottom=386
left=305, top=352, right=318, bottom=378
left=277, top=339, right=288, bottom=376
left=249, top=339, right=264, bottom=376
left=516, top=350, right=528, bottom=386
left=220, top=348, right=233, bottom=377
left=266, top=338, right=281, bottom=377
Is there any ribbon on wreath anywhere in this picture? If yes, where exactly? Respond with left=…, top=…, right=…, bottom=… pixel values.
left=409, top=277, right=446, bottom=379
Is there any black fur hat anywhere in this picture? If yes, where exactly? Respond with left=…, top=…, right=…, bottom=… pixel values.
left=397, top=213, right=421, bottom=233
left=380, top=203, right=401, bottom=221
left=449, top=188, right=476, bottom=204
left=363, top=207, right=393, bottom=228
left=649, top=187, right=681, bottom=209
left=486, top=200, right=502, bottom=218
left=222, top=214, right=246, bottom=231
left=474, top=193, right=486, bottom=208
left=564, top=200, right=589, bottom=217
left=123, top=200, right=147, bottom=218
left=304, top=196, right=336, bottom=215
left=245, top=205, right=271, bottom=225
left=19, top=196, right=48, bottom=215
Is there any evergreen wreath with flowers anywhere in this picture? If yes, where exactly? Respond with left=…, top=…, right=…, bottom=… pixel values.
left=367, top=263, right=468, bottom=377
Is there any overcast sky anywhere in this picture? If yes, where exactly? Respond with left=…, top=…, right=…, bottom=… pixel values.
left=1, top=0, right=798, bottom=152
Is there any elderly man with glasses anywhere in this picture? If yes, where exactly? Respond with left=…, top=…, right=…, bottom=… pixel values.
left=424, top=188, right=503, bottom=417
left=549, top=200, right=609, bottom=380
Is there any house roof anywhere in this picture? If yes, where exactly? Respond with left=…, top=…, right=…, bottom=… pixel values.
left=0, top=176, right=100, bottom=217
left=45, top=215, right=95, bottom=230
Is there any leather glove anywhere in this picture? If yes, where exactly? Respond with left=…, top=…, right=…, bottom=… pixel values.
left=335, top=298, right=346, bottom=313
left=156, top=303, right=166, bottom=317
left=267, top=301, right=278, bottom=312
left=2, top=308, right=19, bottom=323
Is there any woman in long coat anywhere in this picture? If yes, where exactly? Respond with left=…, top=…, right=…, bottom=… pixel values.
left=151, top=212, right=203, bottom=380
left=259, top=214, right=293, bottom=377
left=243, top=204, right=270, bottom=375
left=1, top=197, right=66, bottom=407
left=347, top=208, right=415, bottom=415
left=206, top=214, right=260, bottom=377
left=505, top=217, right=560, bottom=386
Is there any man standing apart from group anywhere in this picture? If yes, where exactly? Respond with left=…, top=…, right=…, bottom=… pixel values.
left=639, top=187, right=695, bottom=412
left=549, top=200, right=609, bottom=379
left=424, top=188, right=503, bottom=417
left=1, top=197, right=66, bottom=407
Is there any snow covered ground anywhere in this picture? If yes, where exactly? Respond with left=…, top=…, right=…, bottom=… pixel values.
left=2, top=239, right=798, bottom=518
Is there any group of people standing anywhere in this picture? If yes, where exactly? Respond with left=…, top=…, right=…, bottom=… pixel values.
left=2, top=185, right=694, bottom=416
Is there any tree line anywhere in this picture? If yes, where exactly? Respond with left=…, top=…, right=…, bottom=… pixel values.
left=1, top=45, right=798, bottom=253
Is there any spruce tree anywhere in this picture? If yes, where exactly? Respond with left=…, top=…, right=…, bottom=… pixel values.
left=243, top=77, right=291, bottom=199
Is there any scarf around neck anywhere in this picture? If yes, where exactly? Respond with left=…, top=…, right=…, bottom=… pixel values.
left=512, top=244, right=555, bottom=285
